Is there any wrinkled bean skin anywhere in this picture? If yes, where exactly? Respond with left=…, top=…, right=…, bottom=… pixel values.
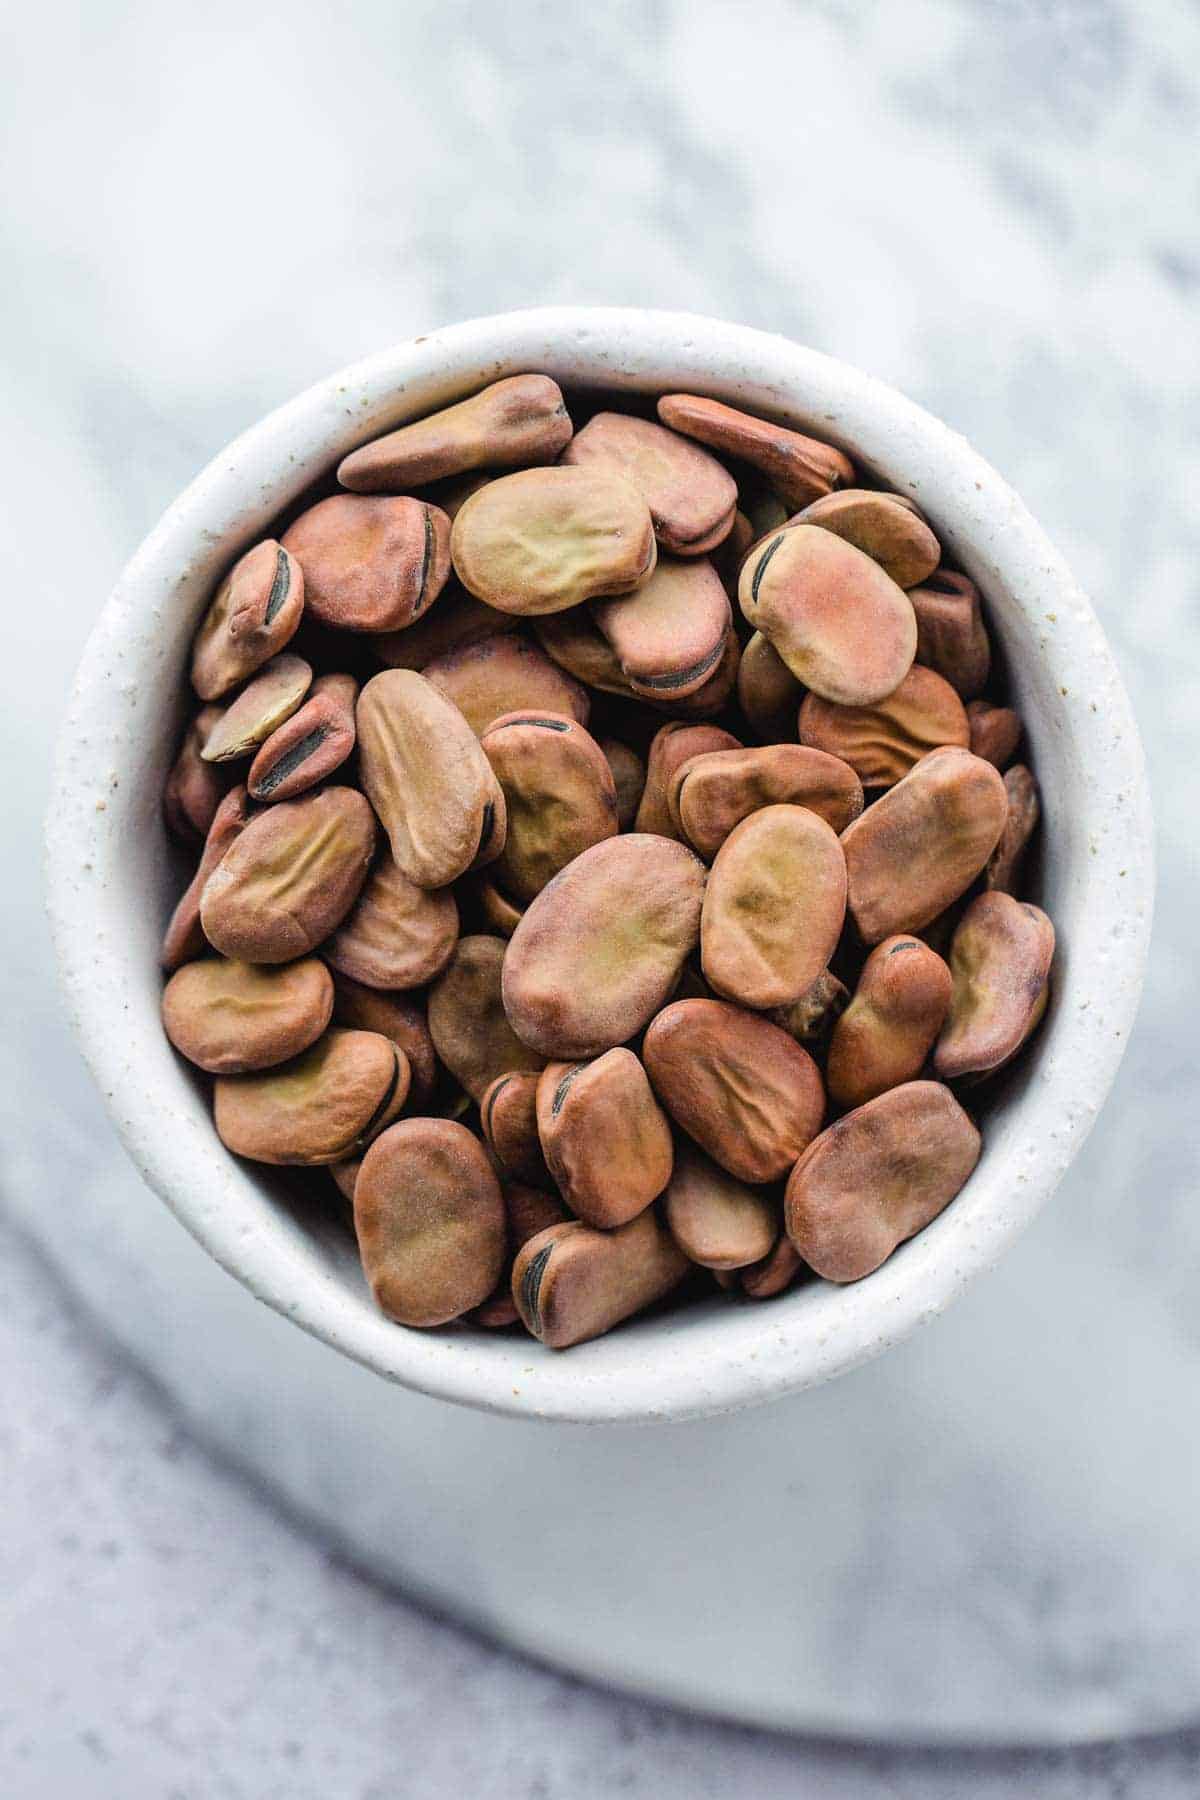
left=330, top=975, right=438, bottom=1111
left=247, top=673, right=358, bottom=802
left=798, top=665, right=970, bottom=788
left=338, top=375, right=573, bottom=492
left=740, top=1234, right=803, bottom=1299
left=428, top=935, right=546, bottom=1100
left=451, top=466, right=657, bottom=616
left=635, top=721, right=742, bottom=838
left=161, top=785, right=249, bottom=972
left=670, top=744, right=863, bottom=858
left=967, top=699, right=1023, bottom=770
left=480, top=1071, right=550, bottom=1184
left=200, top=786, right=376, bottom=964
left=202, top=654, right=313, bottom=763
left=481, top=712, right=618, bottom=905
left=663, top=1140, right=778, bottom=1269
left=643, top=1000, right=825, bottom=1184
left=502, top=835, right=706, bottom=1059
left=934, top=891, right=1055, bottom=1081
left=324, top=852, right=459, bottom=990
left=562, top=411, right=737, bottom=556
left=592, top=558, right=730, bottom=699
left=190, top=540, right=304, bottom=702
left=163, top=705, right=231, bottom=843
left=214, top=1027, right=408, bottom=1166
left=841, top=746, right=1008, bottom=943
left=283, top=495, right=451, bottom=632
left=794, top=490, right=940, bottom=589
left=656, top=395, right=854, bottom=511
left=826, top=936, right=953, bottom=1108
left=600, top=738, right=646, bottom=830
left=768, top=969, right=849, bottom=1048
left=739, top=525, right=918, bottom=706
left=511, top=1211, right=690, bottom=1350
left=470, top=1180, right=569, bottom=1328
left=535, top=1049, right=674, bottom=1228
left=162, top=956, right=333, bottom=1074
left=986, top=765, right=1040, bottom=895
left=354, top=1118, right=506, bottom=1327
left=909, top=571, right=991, bottom=699
left=785, top=1080, right=981, bottom=1281
left=701, top=805, right=847, bottom=1009
left=356, top=670, right=506, bottom=888
left=373, top=587, right=520, bottom=671
left=424, top=634, right=589, bottom=738
left=736, top=631, right=805, bottom=743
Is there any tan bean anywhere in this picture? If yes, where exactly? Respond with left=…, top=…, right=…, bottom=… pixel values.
left=200, top=786, right=376, bottom=964
left=324, top=852, right=459, bottom=990
left=247, top=673, right=358, bottom=802
left=282, top=495, right=451, bottom=631
left=329, top=1157, right=361, bottom=1206
left=501, top=835, right=706, bottom=1058
left=656, top=395, right=854, bottom=510
left=826, top=937, right=953, bottom=1109
left=561, top=411, right=737, bottom=556
left=670, top=744, right=863, bottom=859
left=701, top=805, right=847, bottom=1009
left=338, top=375, right=573, bottom=492
left=481, top=712, right=618, bottom=905
left=330, top=975, right=438, bottom=1111
left=470, top=1180, right=570, bottom=1328
left=768, top=968, right=849, bottom=1047
left=450, top=466, right=656, bottom=615
left=599, top=738, right=646, bottom=830
left=934, top=891, right=1055, bottom=1081
left=793, top=489, right=940, bottom=589
left=736, top=631, right=804, bottom=743
left=480, top=1071, right=550, bottom=1185
left=986, top=765, right=1040, bottom=895
left=160, top=785, right=249, bottom=972
left=740, top=1235, right=803, bottom=1299
left=785, top=1080, right=981, bottom=1281
left=424, top=633, right=589, bottom=738
left=533, top=604, right=637, bottom=699
left=162, top=955, right=333, bottom=1073
left=354, top=1118, right=506, bottom=1326
left=909, top=570, right=991, bottom=699
left=592, top=557, right=731, bottom=700
left=841, top=746, right=1008, bottom=943
left=163, top=704, right=231, bottom=843
left=190, top=539, right=304, bottom=702
left=535, top=1049, right=674, bottom=1228
left=428, top=935, right=545, bottom=1100
left=663, top=1140, right=778, bottom=1269
left=372, top=586, right=520, bottom=671
left=798, top=665, right=969, bottom=788
left=635, top=721, right=742, bottom=838
left=643, top=999, right=825, bottom=1184
left=511, top=1211, right=690, bottom=1349
left=201, top=654, right=312, bottom=763
left=214, top=1027, right=409, bottom=1165
left=468, top=873, right=524, bottom=939
left=967, top=699, right=1022, bottom=770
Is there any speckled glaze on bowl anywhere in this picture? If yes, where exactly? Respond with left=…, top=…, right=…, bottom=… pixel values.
left=44, top=307, right=1152, bottom=1424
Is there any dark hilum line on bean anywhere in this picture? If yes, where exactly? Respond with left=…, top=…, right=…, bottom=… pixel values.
left=264, top=547, right=292, bottom=624
left=520, top=1242, right=555, bottom=1338
left=414, top=506, right=435, bottom=615
left=490, top=716, right=572, bottom=734
left=352, top=1050, right=403, bottom=1153
left=634, top=636, right=726, bottom=692
left=474, top=802, right=496, bottom=860
left=750, top=533, right=786, bottom=604
left=550, top=1065, right=583, bottom=1117
left=253, top=727, right=329, bottom=796
left=482, top=1075, right=512, bottom=1141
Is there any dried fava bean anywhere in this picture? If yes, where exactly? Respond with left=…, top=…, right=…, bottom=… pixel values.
left=214, top=1027, right=408, bottom=1165
left=561, top=411, right=737, bottom=556
left=282, top=495, right=451, bottom=632
left=670, top=744, right=863, bottom=858
left=471, top=1180, right=569, bottom=1327
left=535, top=1049, right=674, bottom=1228
left=190, top=540, right=304, bottom=702
left=354, top=1118, right=506, bottom=1327
left=934, top=891, right=1055, bottom=1081
left=841, top=746, right=1008, bottom=943
left=424, top=633, right=589, bottom=738
left=161, top=785, right=249, bottom=971
left=793, top=490, right=940, bottom=589
left=469, top=873, right=524, bottom=939
left=338, top=375, right=573, bottom=492
left=736, top=631, right=804, bottom=743
left=330, top=975, right=437, bottom=1111
left=429, top=935, right=545, bottom=1101
left=532, top=605, right=636, bottom=699
left=785, top=1080, right=981, bottom=1282
left=592, top=558, right=730, bottom=700
left=200, top=786, right=376, bottom=964
left=635, top=721, right=742, bottom=838
left=701, top=805, right=847, bottom=1009
left=657, top=395, right=854, bottom=511
left=511, top=1212, right=690, bottom=1349
left=600, top=738, right=645, bottom=830
left=663, top=1141, right=778, bottom=1269
left=741, top=1235, right=804, bottom=1299
left=986, top=765, right=1040, bottom=895
left=329, top=1157, right=361, bottom=1206
left=481, top=712, right=618, bottom=905
left=450, top=466, right=656, bottom=616
left=826, top=936, right=953, bottom=1109
left=909, top=571, right=991, bottom=699
left=373, top=586, right=520, bottom=671
left=713, top=510, right=756, bottom=599
left=163, top=705, right=231, bottom=842
left=162, top=956, right=333, bottom=1074
left=247, top=673, right=358, bottom=802
left=739, top=525, right=917, bottom=706
left=664, top=627, right=740, bottom=720
left=480, top=1071, right=550, bottom=1184
left=967, top=699, right=1022, bottom=770
left=798, top=665, right=969, bottom=789
left=414, top=472, right=493, bottom=522
left=643, top=1000, right=825, bottom=1184
left=324, top=852, right=459, bottom=990
left=356, top=670, right=506, bottom=888
left=201, top=654, right=313, bottom=763
left=768, top=968, right=849, bottom=1047
left=501, top=835, right=706, bottom=1059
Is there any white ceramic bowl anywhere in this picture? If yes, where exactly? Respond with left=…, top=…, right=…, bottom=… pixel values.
left=45, top=306, right=1152, bottom=1425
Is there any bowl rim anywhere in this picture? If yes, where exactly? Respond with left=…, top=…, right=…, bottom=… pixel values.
left=45, top=305, right=1154, bottom=1425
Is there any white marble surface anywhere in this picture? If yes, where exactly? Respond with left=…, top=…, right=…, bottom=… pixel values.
left=4, top=0, right=1199, bottom=1790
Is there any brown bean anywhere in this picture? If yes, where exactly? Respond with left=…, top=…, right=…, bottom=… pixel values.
left=841, top=746, right=1008, bottom=943
left=785, top=1080, right=981, bottom=1281
left=909, top=570, right=991, bottom=699
left=200, top=786, right=376, bottom=964
left=643, top=999, right=825, bottom=1184
left=247, top=673, right=358, bottom=802
left=282, top=495, right=451, bottom=632
left=635, top=721, right=743, bottom=838
left=162, top=955, right=333, bottom=1073
left=739, top=525, right=917, bottom=705
left=793, top=489, right=940, bottom=589
left=163, top=704, right=231, bottom=843
left=592, top=557, right=731, bottom=700
left=354, top=1118, right=506, bottom=1326
left=470, top=1180, right=570, bottom=1327
left=201, top=654, right=313, bottom=763
left=356, top=670, right=506, bottom=888
left=501, top=835, right=706, bottom=1058
left=701, top=804, right=847, bottom=1009
left=934, top=891, right=1055, bottom=1081
left=798, top=664, right=969, bottom=788
left=768, top=968, right=849, bottom=1048
left=986, top=765, right=1040, bottom=896
left=329, top=1157, right=361, bottom=1206
left=214, top=1027, right=409, bottom=1165
left=826, top=936, right=953, bottom=1108
left=424, top=633, right=589, bottom=737
left=324, top=852, right=459, bottom=990
left=967, top=699, right=1023, bottom=770
left=663, top=1140, right=778, bottom=1269
left=338, top=375, right=573, bottom=492
left=481, top=711, right=618, bottom=905
left=190, top=539, right=304, bottom=702
left=561, top=411, right=737, bottom=555
left=670, top=744, right=863, bottom=859
left=480, top=1071, right=550, bottom=1184
left=599, top=738, right=646, bottom=830
left=428, top=935, right=545, bottom=1100
left=468, top=873, right=524, bottom=939
left=329, top=975, right=438, bottom=1111
left=736, top=631, right=804, bottom=743
left=372, top=586, right=520, bottom=671
left=160, top=785, right=249, bottom=972
left=511, top=1211, right=690, bottom=1349
left=532, top=605, right=637, bottom=700
left=656, top=395, right=854, bottom=510
left=667, top=626, right=741, bottom=720
left=712, top=509, right=756, bottom=600
left=740, top=1235, right=803, bottom=1299
left=535, top=1049, right=674, bottom=1228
